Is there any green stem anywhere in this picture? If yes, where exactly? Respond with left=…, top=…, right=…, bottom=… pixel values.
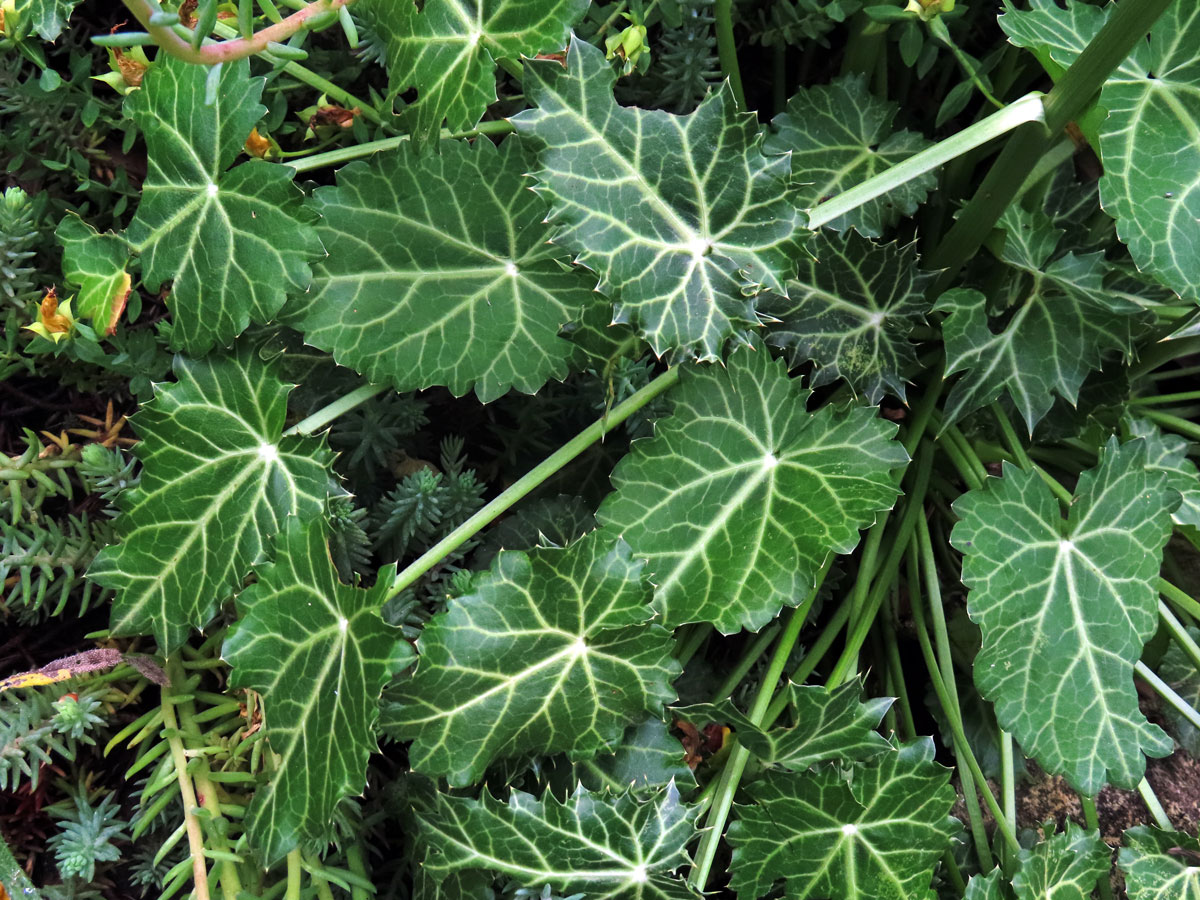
left=713, top=0, right=745, bottom=108
left=1159, top=600, right=1200, bottom=673
left=1080, top=796, right=1115, bottom=900
left=285, top=120, right=516, bottom=172
left=1138, top=408, right=1200, bottom=444
left=991, top=402, right=1034, bottom=469
left=1161, top=578, right=1200, bottom=623
left=674, top=623, right=711, bottom=667
left=910, top=550, right=1021, bottom=862
left=940, top=425, right=986, bottom=491
left=826, top=445, right=934, bottom=686
left=807, top=93, right=1045, bottom=230
left=1128, top=391, right=1200, bottom=406
left=1137, top=778, right=1173, bottom=831
left=387, top=366, right=681, bottom=600
left=926, top=0, right=1175, bottom=284
left=928, top=17, right=1003, bottom=109
left=1000, top=730, right=1017, bottom=833
left=161, top=665, right=213, bottom=900
left=688, top=562, right=832, bottom=891
left=1136, top=660, right=1200, bottom=731
left=282, top=383, right=388, bottom=437
left=913, top=526, right=992, bottom=872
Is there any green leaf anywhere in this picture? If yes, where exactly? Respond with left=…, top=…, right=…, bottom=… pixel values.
left=363, top=0, right=588, bottom=142
left=765, top=74, right=935, bottom=237
left=223, top=521, right=410, bottom=864
left=57, top=215, right=131, bottom=336
left=950, top=438, right=1176, bottom=794
left=381, top=530, right=679, bottom=785
left=964, top=869, right=1009, bottom=900
left=761, top=231, right=934, bottom=403
left=12, top=0, right=82, bottom=40
left=284, top=138, right=595, bottom=402
left=675, top=681, right=892, bottom=769
left=1129, top=417, right=1200, bottom=535
left=512, top=36, right=808, bottom=360
left=1000, top=0, right=1200, bottom=299
left=418, top=783, right=699, bottom=899
left=726, top=739, right=958, bottom=900
left=937, top=204, right=1141, bottom=430
left=122, top=56, right=320, bottom=354
left=1120, top=826, right=1200, bottom=900
left=88, top=348, right=332, bottom=651
left=597, top=343, right=906, bottom=633
left=1014, top=824, right=1109, bottom=900
left=1158, top=625, right=1200, bottom=757
left=570, top=718, right=697, bottom=794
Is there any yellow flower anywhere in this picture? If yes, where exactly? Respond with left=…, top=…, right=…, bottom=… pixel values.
left=24, top=288, right=76, bottom=344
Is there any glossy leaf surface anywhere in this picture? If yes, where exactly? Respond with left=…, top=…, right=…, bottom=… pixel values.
left=1120, top=826, right=1200, bottom=900
left=124, top=56, right=320, bottom=354
left=513, top=37, right=808, bottom=360
left=418, top=783, right=699, bottom=899
left=224, top=521, right=410, bottom=863
left=89, top=349, right=331, bottom=651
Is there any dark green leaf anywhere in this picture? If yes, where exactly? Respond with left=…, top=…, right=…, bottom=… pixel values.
left=726, top=739, right=958, bottom=900
left=675, top=681, right=891, bottom=769
left=598, top=342, right=907, bottom=633
left=937, top=204, right=1142, bottom=430
left=951, top=438, right=1176, bottom=794
left=765, top=74, right=934, bottom=237
left=363, top=0, right=589, bottom=142
left=570, top=718, right=697, bottom=793
left=123, top=56, right=320, bottom=354
left=1013, top=824, right=1109, bottom=900
left=1119, top=826, right=1200, bottom=900
left=88, top=348, right=332, bottom=651
left=57, top=215, right=131, bottom=336
left=418, top=783, right=699, bottom=899
left=513, top=37, right=808, bottom=360
left=1000, top=0, right=1200, bottom=299
left=762, top=231, right=934, bottom=403
left=224, top=521, right=410, bottom=863
left=381, top=529, right=679, bottom=785
left=285, top=138, right=596, bottom=401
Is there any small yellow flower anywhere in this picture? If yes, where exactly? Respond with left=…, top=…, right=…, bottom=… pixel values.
left=24, top=288, right=76, bottom=344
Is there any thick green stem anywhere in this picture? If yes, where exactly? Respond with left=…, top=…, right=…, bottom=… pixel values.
left=1137, top=778, right=1173, bottom=831
left=910, top=552, right=1021, bottom=862
left=826, top=445, right=934, bottom=686
left=387, top=367, right=681, bottom=600
left=914, top=524, right=992, bottom=872
left=1080, top=796, right=1115, bottom=900
left=282, top=383, right=389, bottom=437
left=926, top=0, right=1175, bottom=285
left=285, top=120, right=517, bottom=172
left=1161, top=578, right=1200, bottom=623
left=713, top=0, right=745, bottom=108
left=688, top=562, right=832, bottom=891
left=161, top=666, right=213, bottom=900
left=1159, top=601, right=1200, bottom=673
left=711, top=623, right=782, bottom=701
left=1136, top=661, right=1200, bottom=731
left=1139, top=408, right=1200, bottom=443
